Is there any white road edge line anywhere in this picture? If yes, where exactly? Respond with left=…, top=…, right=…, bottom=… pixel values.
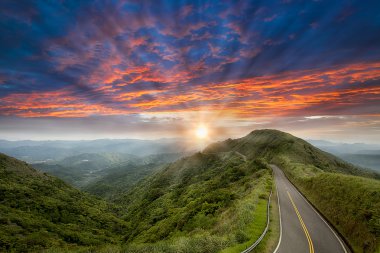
left=273, top=180, right=282, bottom=253
left=292, top=183, right=348, bottom=253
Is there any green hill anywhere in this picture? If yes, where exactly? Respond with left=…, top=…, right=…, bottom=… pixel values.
left=0, top=153, right=127, bottom=252
left=32, top=153, right=140, bottom=187
left=33, top=152, right=186, bottom=189
left=83, top=153, right=196, bottom=200
left=83, top=162, right=164, bottom=199
left=205, top=129, right=377, bottom=178
left=1, top=130, right=379, bottom=253
left=204, top=129, right=379, bottom=252
left=116, top=151, right=272, bottom=252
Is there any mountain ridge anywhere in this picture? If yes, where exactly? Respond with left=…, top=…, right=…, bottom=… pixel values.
left=1, top=129, right=379, bottom=252
left=205, top=129, right=378, bottom=178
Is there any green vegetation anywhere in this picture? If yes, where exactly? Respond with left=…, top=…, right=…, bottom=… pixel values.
left=0, top=153, right=127, bottom=252
left=207, top=129, right=380, bottom=252
left=220, top=198, right=268, bottom=253
left=0, top=149, right=272, bottom=252
left=33, top=152, right=184, bottom=190
left=2, top=129, right=379, bottom=252
left=32, top=153, right=140, bottom=187
left=276, top=158, right=380, bottom=253
left=83, top=163, right=163, bottom=199
left=205, top=129, right=378, bottom=178
left=250, top=184, right=280, bottom=253
left=83, top=153, right=186, bottom=199
left=116, top=152, right=272, bottom=252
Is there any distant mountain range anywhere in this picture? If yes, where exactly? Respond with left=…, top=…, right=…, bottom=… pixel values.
left=1, top=130, right=379, bottom=252
left=308, top=139, right=380, bottom=154
left=308, top=139, right=380, bottom=172
left=2, top=137, right=379, bottom=173
left=0, top=138, right=195, bottom=163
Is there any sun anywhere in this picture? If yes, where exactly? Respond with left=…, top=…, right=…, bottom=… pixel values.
left=196, top=125, right=208, bottom=139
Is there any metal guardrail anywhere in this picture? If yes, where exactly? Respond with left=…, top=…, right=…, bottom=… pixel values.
left=241, top=189, right=272, bottom=253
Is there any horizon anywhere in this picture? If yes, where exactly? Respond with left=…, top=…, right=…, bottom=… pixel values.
left=1, top=129, right=380, bottom=146
left=1, top=1, right=380, bottom=144
left=1, top=1, right=379, bottom=250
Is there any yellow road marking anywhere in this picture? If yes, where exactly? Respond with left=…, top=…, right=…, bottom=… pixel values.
left=287, top=191, right=314, bottom=253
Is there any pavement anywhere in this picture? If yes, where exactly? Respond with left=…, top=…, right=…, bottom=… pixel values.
left=271, top=164, right=349, bottom=253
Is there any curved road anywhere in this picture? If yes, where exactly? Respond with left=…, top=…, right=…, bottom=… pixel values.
left=271, top=164, right=349, bottom=253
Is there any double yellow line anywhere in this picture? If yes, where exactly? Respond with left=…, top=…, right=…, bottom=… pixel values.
left=287, top=191, right=315, bottom=253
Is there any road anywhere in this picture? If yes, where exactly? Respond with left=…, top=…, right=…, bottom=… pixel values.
left=235, top=151, right=247, bottom=162
left=271, top=164, right=349, bottom=253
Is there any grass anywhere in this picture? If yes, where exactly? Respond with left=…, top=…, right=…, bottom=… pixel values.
left=43, top=180, right=278, bottom=253
left=124, top=168, right=273, bottom=253
left=275, top=155, right=380, bottom=253
left=220, top=198, right=268, bottom=253
left=5, top=129, right=378, bottom=252
left=45, top=183, right=274, bottom=253
left=0, top=153, right=128, bottom=252
left=250, top=183, right=280, bottom=253
left=1, top=150, right=275, bottom=253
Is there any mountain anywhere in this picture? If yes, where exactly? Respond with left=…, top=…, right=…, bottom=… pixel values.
left=205, top=129, right=378, bottom=178
left=84, top=153, right=186, bottom=199
left=308, top=139, right=380, bottom=154
left=1, top=130, right=379, bottom=252
left=0, top=153, right=127, bottom=252
left=338, top=154, right=380, bottom=173
left=0, top=138, right=194, bottom=163
left=32, top=153, right=140, bottom=187
left=33, top=152, right=186, bottom=189
left=116, top=129, right=379, bottom=252
left=228, top=129, right=379, bottom=252
left=83, top=163, right=163, bottom=199
left=115, top=151, right=272, bottom=252
left=0, top=145, right=73, bottom=163
left=307, top=140, right=380, bottom=172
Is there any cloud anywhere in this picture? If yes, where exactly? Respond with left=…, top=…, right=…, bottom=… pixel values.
left=1, top=61, right=379, bottom=119
left=0, top=0, right=380, bottom=140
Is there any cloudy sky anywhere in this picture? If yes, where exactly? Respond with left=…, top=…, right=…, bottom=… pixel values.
left=0, top=0, right=380, bottom=142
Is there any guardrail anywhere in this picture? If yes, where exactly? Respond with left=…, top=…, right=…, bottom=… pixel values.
left=241, top=189, right=272, bottom=253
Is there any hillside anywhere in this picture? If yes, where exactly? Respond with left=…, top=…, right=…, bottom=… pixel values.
left=83, top=163, right=164, bottom=199
left=0, top=139, right=194, bottom=163
left=32, top=153, right=139, bottom=187
left=33, top=152, right=186, bottom=189
left=83, top=152, right=189, bottom=199
left=0, top=153, right=127, bottom=252
left=204, top=129, right=379, bottom=252
left=1, top=130, right=379, bottom=252
left=205, top=129, right=378, bottom=178
left=115, top=151, right=272, bottom=252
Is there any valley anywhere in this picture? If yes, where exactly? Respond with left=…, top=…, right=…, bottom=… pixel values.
left=0, top=130, right=379, bottom=252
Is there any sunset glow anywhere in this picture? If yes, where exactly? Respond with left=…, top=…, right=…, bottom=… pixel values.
left=0, top=0, right=379, bottom=143
left=196, top=126, right=208, bottom=139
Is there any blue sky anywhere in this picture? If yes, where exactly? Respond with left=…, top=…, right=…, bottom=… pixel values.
left=0, top=0, right=380, bottom=142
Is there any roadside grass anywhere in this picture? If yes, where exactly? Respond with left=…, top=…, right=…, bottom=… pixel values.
left=250, top=183, right=280, bottom=253
left=274, top=155, right=380, bottom=253
left=220, top=198, right=268, bottom=253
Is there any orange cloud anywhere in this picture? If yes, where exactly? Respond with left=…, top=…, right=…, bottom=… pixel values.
left=1, top=61, right=379, bottom=118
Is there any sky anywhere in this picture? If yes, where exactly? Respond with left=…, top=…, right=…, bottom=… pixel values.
left=0, top=0, right=380, bottom=143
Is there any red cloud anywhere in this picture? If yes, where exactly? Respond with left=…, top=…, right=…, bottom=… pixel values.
left=1, top=62, right=379, bottom=118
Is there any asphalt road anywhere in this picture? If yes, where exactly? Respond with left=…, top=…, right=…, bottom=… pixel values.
left=271, top=164, right=349, bottom=253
